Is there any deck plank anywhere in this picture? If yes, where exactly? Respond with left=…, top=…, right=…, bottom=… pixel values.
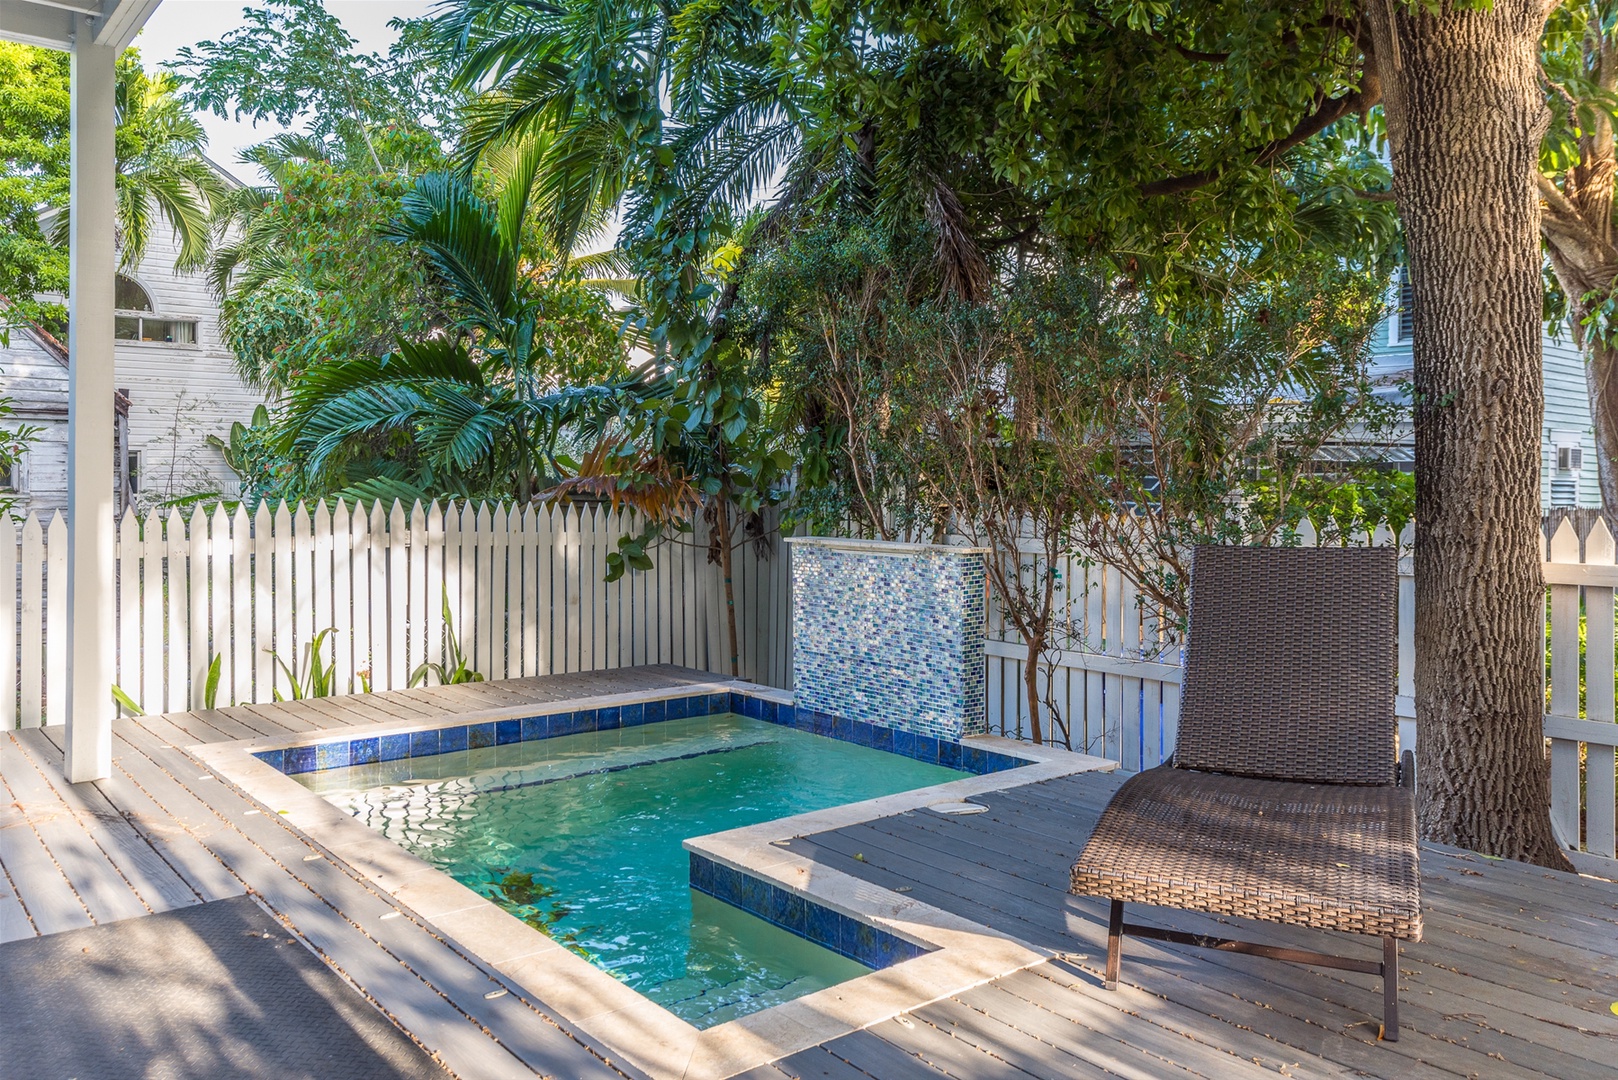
left=10, top=729, right=199, bottom=915
left=0, top=734, right=147, bottom=926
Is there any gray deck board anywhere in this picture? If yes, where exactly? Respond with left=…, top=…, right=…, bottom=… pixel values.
left=8, top=666, right=1618, bottom=1080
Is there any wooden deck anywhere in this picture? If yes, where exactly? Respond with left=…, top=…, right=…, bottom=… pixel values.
left=5, top=667, right=1618, bottom=1080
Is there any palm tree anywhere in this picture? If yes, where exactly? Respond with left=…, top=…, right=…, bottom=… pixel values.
left=275, top=150, right=644, bottom=503
left=50, top=62, right=224, bottom=273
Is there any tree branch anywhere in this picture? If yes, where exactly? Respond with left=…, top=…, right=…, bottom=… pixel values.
left=1140, top=86, right=1376, bottom=198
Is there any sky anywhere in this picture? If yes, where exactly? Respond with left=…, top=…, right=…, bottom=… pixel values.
left=132, top=1, right=434, bottom=184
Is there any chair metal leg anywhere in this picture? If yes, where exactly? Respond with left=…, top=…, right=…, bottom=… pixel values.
left=1381, top=936, right=1399, bottom=1041
left=1105, top=899, right=1124, bottom=990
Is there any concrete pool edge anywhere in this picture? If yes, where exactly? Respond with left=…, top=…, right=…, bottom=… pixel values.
left=191, top=681, right=1117, bottom=1080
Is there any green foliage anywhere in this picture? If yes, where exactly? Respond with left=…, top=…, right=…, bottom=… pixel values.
left=0, top=44, right=221, bottom=329
left=274, top=165, right=635, bottom=503
left=746, top=217, right=1398, bottom=617
left=110, top=685, right=144, bottom=718
left=269, top=627, right=343, bottom=701
left=171, top=0, right=462, bottom=174
left=410, top=593, right=485, bottom=687
left=212, top=162, right=446, bottom=392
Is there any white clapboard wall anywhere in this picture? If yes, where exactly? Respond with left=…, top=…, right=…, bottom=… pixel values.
left=1, top=500, right=792, bottom=728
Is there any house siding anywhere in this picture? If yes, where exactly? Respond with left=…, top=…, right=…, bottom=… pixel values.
left=0, top=215, right=269, bottom=515
left=1372, top=312, right=1601, bottom=510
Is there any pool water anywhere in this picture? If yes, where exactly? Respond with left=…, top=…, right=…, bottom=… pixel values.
left=295, top=713, right=966, bottom=1027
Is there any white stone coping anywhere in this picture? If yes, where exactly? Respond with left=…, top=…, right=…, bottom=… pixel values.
left=193, top=682, right=1115, bottom=1080
left=784, top=536, right=991, bottom=557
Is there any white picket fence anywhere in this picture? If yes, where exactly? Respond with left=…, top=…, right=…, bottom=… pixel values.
left=980, top=520, right=1415, bottom=768
left=980, top=517, right=1617, bottom=871
left=4, top=500, right=1612, bottom=870
left=1544, top=518, right=1618, bottom=870
left=2, top=500, right=791, bottom=726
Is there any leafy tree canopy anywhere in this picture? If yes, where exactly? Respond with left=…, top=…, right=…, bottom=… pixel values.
left=0, top=44, right=221, bottom=330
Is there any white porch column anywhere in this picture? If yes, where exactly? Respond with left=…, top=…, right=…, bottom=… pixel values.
left=64, top=15, right=117, bottom=783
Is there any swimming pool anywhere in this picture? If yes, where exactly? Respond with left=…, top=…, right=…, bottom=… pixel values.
left=293, top=712, right=967, bottom=1027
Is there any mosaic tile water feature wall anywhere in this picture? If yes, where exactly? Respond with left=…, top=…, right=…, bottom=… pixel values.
left=788, top=538, right=988, bottom=741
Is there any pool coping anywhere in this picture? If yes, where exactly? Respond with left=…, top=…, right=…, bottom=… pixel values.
left=192, top=680, right=1116, bottom=1080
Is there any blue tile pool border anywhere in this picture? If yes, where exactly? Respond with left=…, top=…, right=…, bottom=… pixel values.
left=689, top=853, right=929, bottom=970
left=254, top=689, right=1034, bottom=778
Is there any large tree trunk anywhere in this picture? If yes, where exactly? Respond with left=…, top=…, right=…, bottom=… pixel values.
left=1367, top=0, right=1571, bottom=868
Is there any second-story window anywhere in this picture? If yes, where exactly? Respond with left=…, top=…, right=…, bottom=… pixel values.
left=114, top=274, right=197, bottom=344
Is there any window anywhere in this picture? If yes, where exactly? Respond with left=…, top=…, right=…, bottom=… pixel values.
left=0, top=461, right=12, bottom=491
left=113, top=274, right=196, bottom=344
left=1394, top=266, right=1416, bottom=344
left=126, top=451, right=141, bottom=495
left=115, top=275, right=153, bottom=312
left=115, top=316, right=196, bottom=343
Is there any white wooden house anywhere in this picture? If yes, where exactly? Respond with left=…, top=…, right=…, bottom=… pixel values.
left=0, top=212, right=269, bottom=516
left=1372, top=268, right=1602, bottom=509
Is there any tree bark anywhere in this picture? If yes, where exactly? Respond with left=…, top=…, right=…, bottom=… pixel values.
left=1366, top=0, right=1571, bottom=868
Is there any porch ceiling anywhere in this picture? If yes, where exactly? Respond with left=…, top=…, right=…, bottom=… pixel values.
left=0, top=0, right=161, bottom=52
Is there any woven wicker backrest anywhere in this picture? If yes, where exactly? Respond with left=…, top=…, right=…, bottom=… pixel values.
left=1174, top=545, right=1397, bottom=785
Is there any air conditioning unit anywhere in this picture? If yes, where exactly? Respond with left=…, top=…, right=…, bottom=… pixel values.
left=1558, top=446, right=1584, bottom=472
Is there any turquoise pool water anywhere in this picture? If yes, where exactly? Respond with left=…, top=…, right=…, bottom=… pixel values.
left=295, top=713, right=966, bottom=1027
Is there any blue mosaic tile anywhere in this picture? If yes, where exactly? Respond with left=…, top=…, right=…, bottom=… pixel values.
left=495, top=719, right=521, bottom=745
left=440, top=726, right=468, bottom=754
left=644, top=699, right=665, bottom=725
left=791, top=542, right=987, bottom=740
left=740, top=695, right=763, bottom=721
left=959, top=744, right=987, bottom=774
left=665, top=696, right=688, bottom=721
left=379, top=734, right=411, bottom=763
left=316, top=742, right=348, bottom=771
left=707, top=693, right=729, bottom=716
left=410, top=729, right=441, bottom=757
left=285, top=745, right=316, bottom=774
left=777, top=703, right=795, bottom=728
left=467, top=723, right=496, bottom=750
left=621, top=703, right=644, bottom=727
left=596, top=706, right=620, bottom=731
left=521, top=715, right=550, bottom=742
left=255, top=749, right=284, bottom=772
left=869, top=725, right=894, bottom=753
left=937, top=740, right=962, bottom=771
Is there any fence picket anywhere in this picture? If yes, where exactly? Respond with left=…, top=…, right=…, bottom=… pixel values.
left=312, top=503, right=334, bottom=688
left=19, top=517, right=42, bottom=727
left=252, top=504, right=273, bottom=702
left=425, top=502, right=445, bottom=675
left=230, top=506, right=252, bottom=706
left=0, top=517, right=16, bottom=729
left=1582, top=520, right=1616, bottom=860
left=1548, top=520, right=1582, bottom=848
left=331, top=502, right=353, bottom=694
left=348, top=504, right=370, bottom=689
left=409, top=501, right=427, bottom=683
left=142, top=510, right=165, bottom=715
left=44, top=514, right=67, bottom=724
left=188, top=506, right=209, bottom=708
left=271, top=503, right=293, bottom=701
left=490, top=503, right=509, bottom=680
left=367, top=502, right=389, bottom=690
left=443, top=502, right=464, bottom=673
left=209, top=504, right=232, bottom=707
left=388, top=501, right=409, bottom=690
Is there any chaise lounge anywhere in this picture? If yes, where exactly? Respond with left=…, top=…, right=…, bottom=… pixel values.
left=1070, top=544, right=1421, bottom=1040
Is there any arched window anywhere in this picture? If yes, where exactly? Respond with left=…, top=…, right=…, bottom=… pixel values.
left=113, top=275, right=197, bottom=345
left=115, top=275, right=153, bottom=312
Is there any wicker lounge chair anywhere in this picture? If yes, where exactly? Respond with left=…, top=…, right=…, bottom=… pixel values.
left=1070, top=545, right=1421, bottom=1041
